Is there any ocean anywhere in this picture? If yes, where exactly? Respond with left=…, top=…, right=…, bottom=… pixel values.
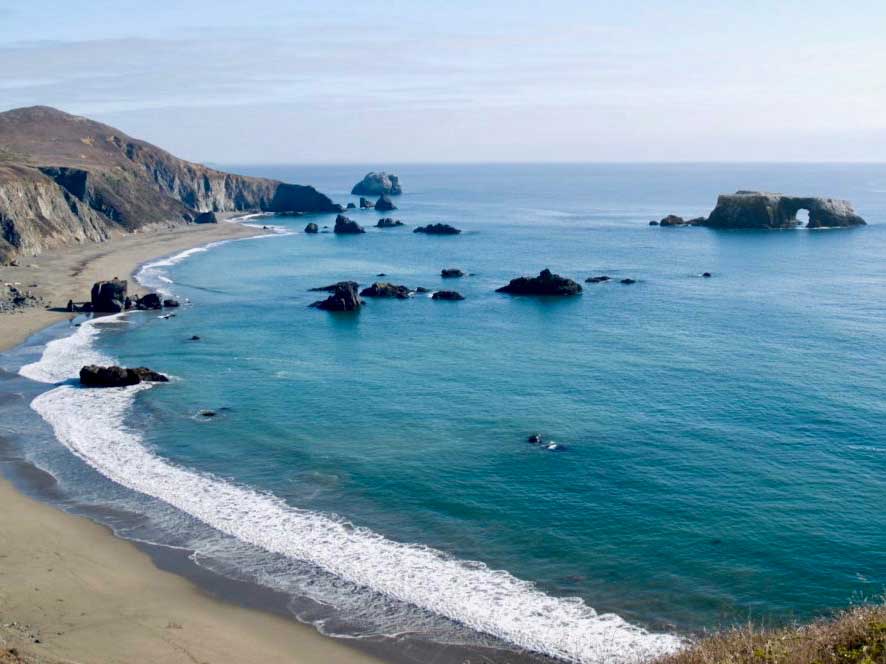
left=2, top=163, right=886, bottom=664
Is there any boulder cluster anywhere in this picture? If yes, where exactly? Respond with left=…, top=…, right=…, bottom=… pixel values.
left=85, top=279, right=179, bottom=313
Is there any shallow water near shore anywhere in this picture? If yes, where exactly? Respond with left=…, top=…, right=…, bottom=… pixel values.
left=4, top=163, right=886, bottom=664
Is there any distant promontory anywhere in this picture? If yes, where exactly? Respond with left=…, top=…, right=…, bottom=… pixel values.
left=0, top=106, right=342, bottom=264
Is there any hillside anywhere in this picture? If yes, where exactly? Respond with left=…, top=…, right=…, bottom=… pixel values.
left=0, top=106, right=341, bottom=262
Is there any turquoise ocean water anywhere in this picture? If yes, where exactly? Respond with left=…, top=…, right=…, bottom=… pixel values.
left=4, top=164, right=886, bottom=663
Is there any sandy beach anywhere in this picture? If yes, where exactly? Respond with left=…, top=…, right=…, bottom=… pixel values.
left=0, top=223, right=383, bottom=664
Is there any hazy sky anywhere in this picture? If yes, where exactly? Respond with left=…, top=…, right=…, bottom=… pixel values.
left=1, top=0, right=884, bottom=163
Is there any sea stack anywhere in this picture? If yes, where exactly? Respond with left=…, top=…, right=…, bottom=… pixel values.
left=351, top=172, right=402, bottom=196
left=703, top=191, right=867, bottom=229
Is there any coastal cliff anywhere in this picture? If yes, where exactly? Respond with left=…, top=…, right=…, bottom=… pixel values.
left=0, top=106, right=340, bottom=263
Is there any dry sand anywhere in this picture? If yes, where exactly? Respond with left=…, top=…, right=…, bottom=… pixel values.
left=0, top=224, right=384, bottom=664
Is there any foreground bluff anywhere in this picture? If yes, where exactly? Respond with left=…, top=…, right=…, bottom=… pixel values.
left=704, top=191, right=867, bottom=229
left=0, top=106, right=341, bottom=263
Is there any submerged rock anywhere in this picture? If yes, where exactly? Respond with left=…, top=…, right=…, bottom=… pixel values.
left=441, top=268, right=464, bottom=278
left=360, top=282, right=411, bottom=299
left=496, top=269, right=582, bottom=296
left=90, top=278, right=127, bottom=313
left=351, top=172, right=402, bottom=196
left=620, top=278, right=637, bottom=285
left=376, top=217, right=405, bottom=228
left=79, top=364, right=169, bottom=387
left=702, top=272, right=712, bottom=278
left=704, top=191, right=867, bottom=229
left=333, top=214, right=365, bottom=234
left=310, top=282, right=363, bottom=311
left=528, top=433, right=543, bottom=444
left=432, top=290, right=464, bottom=300
left=415, top=286, right=431, bottom=293
left=414, top=223, right=461, bottom=235
left=374, top=195, right=397, bottom=212
left=585, top=276, right=610, bottom=283
left=304, top=222, right=319, bottom=233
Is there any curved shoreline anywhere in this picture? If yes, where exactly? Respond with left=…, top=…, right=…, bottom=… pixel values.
left=0, top=221, right=391, bottom=664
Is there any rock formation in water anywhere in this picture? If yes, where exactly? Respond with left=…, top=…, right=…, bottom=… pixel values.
left=376, top=217, right=404, bottom=228
left=703, top=191, right=867, bottom=229
left=309, top=282, right=363, bottom=311
left=359, top=197, right=374, bottom=209
left=79, top=364, right=169, bottom=387
left=309, top=280, right=360, bottom=293
left=375, top=195, right=397, bottom=212
left=304, top=222, right=319, bottom=234
left=333, top=214, right=365, bottom=234
left=360, top=282, right=412, bottom=299
left=351, top=172, right=402, bottom=196
left=432, top=290, right=464, bottom=300
left=414, top=223, right=461, bottom=235
left=441, top=268, right=464, bottom=278
left=0, top=106, right=342, bottom=263
left=496, top=269, right=582, bottom=296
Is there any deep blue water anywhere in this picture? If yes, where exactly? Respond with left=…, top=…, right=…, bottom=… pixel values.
left=9, top=164, right=886, bottom=663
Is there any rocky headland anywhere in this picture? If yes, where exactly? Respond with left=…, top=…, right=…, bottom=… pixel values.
left=0, top=106, right=341, bottom=264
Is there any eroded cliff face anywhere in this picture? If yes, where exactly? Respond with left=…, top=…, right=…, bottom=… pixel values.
left=0, top=165, right=113, bottom=263
left=0, top=106, right=341, bottom=262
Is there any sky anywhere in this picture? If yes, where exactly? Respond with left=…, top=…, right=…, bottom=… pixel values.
left=1, top=0, right=884, bottom=163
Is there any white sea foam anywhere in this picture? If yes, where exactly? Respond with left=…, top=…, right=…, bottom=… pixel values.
left=20, top=237, right=684, bottom=664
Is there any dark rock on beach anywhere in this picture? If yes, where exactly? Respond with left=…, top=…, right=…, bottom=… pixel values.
left=432, top=290, right=464, bottom=301
left=496, top=269, right=582, bottom=296
left=414, top=223, right=461, bottom=235
left=90, top=278, right=127, bottom=313
left=304, top=222, right=319, bottom=233
left=441, top=268, right=464, bottom=278
left=351, top=172, right=402, bottom=196
left=360, top=282, right=411, bottom=299
left=193, top=211, right=218, bottom=224
left=79, top=364, right=169, bottom=387
left=376, top=217, right=404, bottom=228
left=333, top=214, right=365, bottom=234
left=135, top=292, right=163, bottom=310
left=374, top=195, right=397, bottom=212
left=703, top=191, right=867, bottom=229
left=310, top=282, right=363, bottom=311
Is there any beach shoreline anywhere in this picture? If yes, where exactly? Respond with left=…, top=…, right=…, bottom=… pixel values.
left=0, top=222, right=391, bottom=664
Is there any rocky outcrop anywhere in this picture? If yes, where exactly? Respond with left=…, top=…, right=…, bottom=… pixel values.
left=375, top=195, right=397, bottom=212
left=0, top=106, right=341, bottom=262
left=441, top=268, right=464, bottom=278
left=496, top=269, right=582, bottom=296
left=333, top=214, right=365, bottom=234
left=304, top=222, right=319, bottom=234
left=79, top=364, right=169, bottom=387
left=432, top=290, right=464, bottom=300
left=360, top=282, right=411, bottom=298
left=135, top=292, right=162, bottom=310
left=351, top=172, right=402, bottom=196
left=359, top=197, right=374, bottom=209
left=414, top=223, right=461, bottom=235
left=310, top=282, right=362, bottom=311
left=90, top=278, right=127, bottom=312
left=193, top=211, right=217, bottom=224
left=376, top=218, right=404, bottom=228
left=703, top=191, right=867, bottom=229
left=309, top=281, right=359, bottom=292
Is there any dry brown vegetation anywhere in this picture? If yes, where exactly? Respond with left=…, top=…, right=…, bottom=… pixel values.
left=660, top=605, right=886, bottom=664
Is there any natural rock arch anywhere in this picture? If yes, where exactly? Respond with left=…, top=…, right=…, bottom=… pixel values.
left=704, top=191, right=867, bottom=229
